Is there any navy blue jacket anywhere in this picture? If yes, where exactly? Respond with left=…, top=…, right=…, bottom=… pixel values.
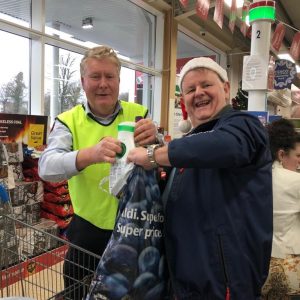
left=165, top=107, right=273, bottom=300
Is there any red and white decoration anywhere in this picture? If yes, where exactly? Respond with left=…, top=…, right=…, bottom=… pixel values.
left=195, top=0, right=211, bottom=21
left=213, top=0, right=224, bottom=29
left=229, top=0, right=237, bottom=33
left=189, top=0, right=300, bottom=62
left=179, top=0, right=189, bottom=8
left=271, top=23, right=286, bottom=52
left=290, top=32, right=300, bottom=61
left=240, top=3, right=250, bottom=37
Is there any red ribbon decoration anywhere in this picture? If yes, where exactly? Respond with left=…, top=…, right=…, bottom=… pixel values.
left=290, top=32, right=300, bottom=61
left=195, top=0, right=211, bottom=21
left=271, top=23, right=286, bottom=52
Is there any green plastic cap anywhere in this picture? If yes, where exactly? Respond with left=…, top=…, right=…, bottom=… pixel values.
left=118, top=122, right=135, bottom=132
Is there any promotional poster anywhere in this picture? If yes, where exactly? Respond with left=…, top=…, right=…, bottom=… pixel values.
left=0, top=113, right=48, bottom=147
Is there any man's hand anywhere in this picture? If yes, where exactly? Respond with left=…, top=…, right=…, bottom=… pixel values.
left=134, top=118, right=157, bottom=146
left=127, top=147, right=153, bottom=170
left=92, top=137, right=122, bottom=164
left=76, top=137, right=122, bottom=170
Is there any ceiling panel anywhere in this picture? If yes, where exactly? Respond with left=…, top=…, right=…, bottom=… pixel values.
left=163, top=0, right=300, bottom=54
left=1, top=0, right=299, bottom=67
left=0, top=0, right=31, bottom=23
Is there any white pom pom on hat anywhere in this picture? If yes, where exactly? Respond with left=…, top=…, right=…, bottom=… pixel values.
left=178, top=57, right=228, bottom=92
left=178, top=98, right=192, bottom=133
left=175, top=84, right=192, bottom=134
left=178, top=118, right=192, bottom=133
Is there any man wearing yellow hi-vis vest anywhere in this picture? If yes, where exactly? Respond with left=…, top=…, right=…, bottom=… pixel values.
left=39, top=45, right=158, bottom=299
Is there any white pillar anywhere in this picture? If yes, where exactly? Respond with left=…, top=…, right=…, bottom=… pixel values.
left=30, top=0, right=45, bottom=115
left=247, top=0, right=275, bottom=111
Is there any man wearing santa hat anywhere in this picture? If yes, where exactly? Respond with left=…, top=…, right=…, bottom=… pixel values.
left=128, top=57, right=273, bottom=299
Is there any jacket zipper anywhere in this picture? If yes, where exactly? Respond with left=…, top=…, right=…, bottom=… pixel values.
left=217, top=234, right=231, bottom=300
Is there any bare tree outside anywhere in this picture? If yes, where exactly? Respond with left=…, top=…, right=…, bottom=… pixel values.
left=58, top=53, right=83, bottom=112
left=0, top=84, right=10, bottom=112
left=0, top=72, right=28, bottom=114
left=44, top=52, right=83, bottom=117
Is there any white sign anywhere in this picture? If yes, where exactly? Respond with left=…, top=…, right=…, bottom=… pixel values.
left=242, top=55, right=269, bottom=91
left=168, top=98, right=184, bottom=139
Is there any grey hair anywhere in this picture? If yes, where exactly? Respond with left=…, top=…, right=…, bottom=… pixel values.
left=80, top=45, right=121, bottom=76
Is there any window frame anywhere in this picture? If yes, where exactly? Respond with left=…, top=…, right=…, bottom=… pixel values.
left=0, top=0, right=164, bottom=123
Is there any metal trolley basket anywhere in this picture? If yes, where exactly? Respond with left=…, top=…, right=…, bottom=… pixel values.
left=0, top=213, right=100, bottom=300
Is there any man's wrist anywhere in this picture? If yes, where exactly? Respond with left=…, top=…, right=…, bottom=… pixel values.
left=146, top=144, right=161, bottom=168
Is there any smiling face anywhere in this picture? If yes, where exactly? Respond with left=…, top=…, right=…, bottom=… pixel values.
left=81, top=57, right=120, bottom=117
left=181, top=68, right=230, bottom=128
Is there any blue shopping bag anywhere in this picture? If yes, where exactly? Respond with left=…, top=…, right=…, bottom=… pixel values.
left=87, top=165, right=168, bottom=300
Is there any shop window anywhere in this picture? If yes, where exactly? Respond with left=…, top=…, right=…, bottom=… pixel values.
left=44, top=45, right=84, bottom=121
left=0, top=30, right=30, bottom=114
left=45, top=0, right=156, bottom=67
left=44, top=45, right=154, bottom=124
left=120, top=68, right=154, bottom=110
left=177, top=31, right=220, bottom=75
left=0, top=1, right=160, bottom=121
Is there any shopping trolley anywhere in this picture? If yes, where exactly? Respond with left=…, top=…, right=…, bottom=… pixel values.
left=0, top=214, right=100, bottom=300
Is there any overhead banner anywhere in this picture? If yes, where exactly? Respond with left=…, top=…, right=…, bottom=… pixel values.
left=195, top=0, right=210, bottom=21
left=213, top=0, right=224, bottom=29
left=271, top=22, right=286, bottom=52
left=229, top=0, right=237, bottom=33
left=290, top=32, right=300, bottom=61
left=240, top=3, right=250, bottom=37
left=274, top=59, right=297, bottom=90
left=179, top=0, right=189, bottom=8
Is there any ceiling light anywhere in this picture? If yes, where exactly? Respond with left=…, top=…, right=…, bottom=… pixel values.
left=82, top=17, right=93, bottom=29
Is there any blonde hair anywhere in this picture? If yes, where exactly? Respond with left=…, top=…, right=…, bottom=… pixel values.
left=80, top=45, right=121, bottom=76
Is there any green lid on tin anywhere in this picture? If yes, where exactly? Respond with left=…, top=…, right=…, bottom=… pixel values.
left=116, top=142, right=127, bottom=158
left=118, top=122, right=135, bottom=132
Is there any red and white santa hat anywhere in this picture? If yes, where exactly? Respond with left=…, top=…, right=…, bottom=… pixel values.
left=177, top=57, right=228, bottom=133
left=179, top=57, right=228, bottom=91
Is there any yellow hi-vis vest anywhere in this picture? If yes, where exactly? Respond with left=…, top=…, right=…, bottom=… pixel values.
left=57, top=101, right=147, bottom=229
